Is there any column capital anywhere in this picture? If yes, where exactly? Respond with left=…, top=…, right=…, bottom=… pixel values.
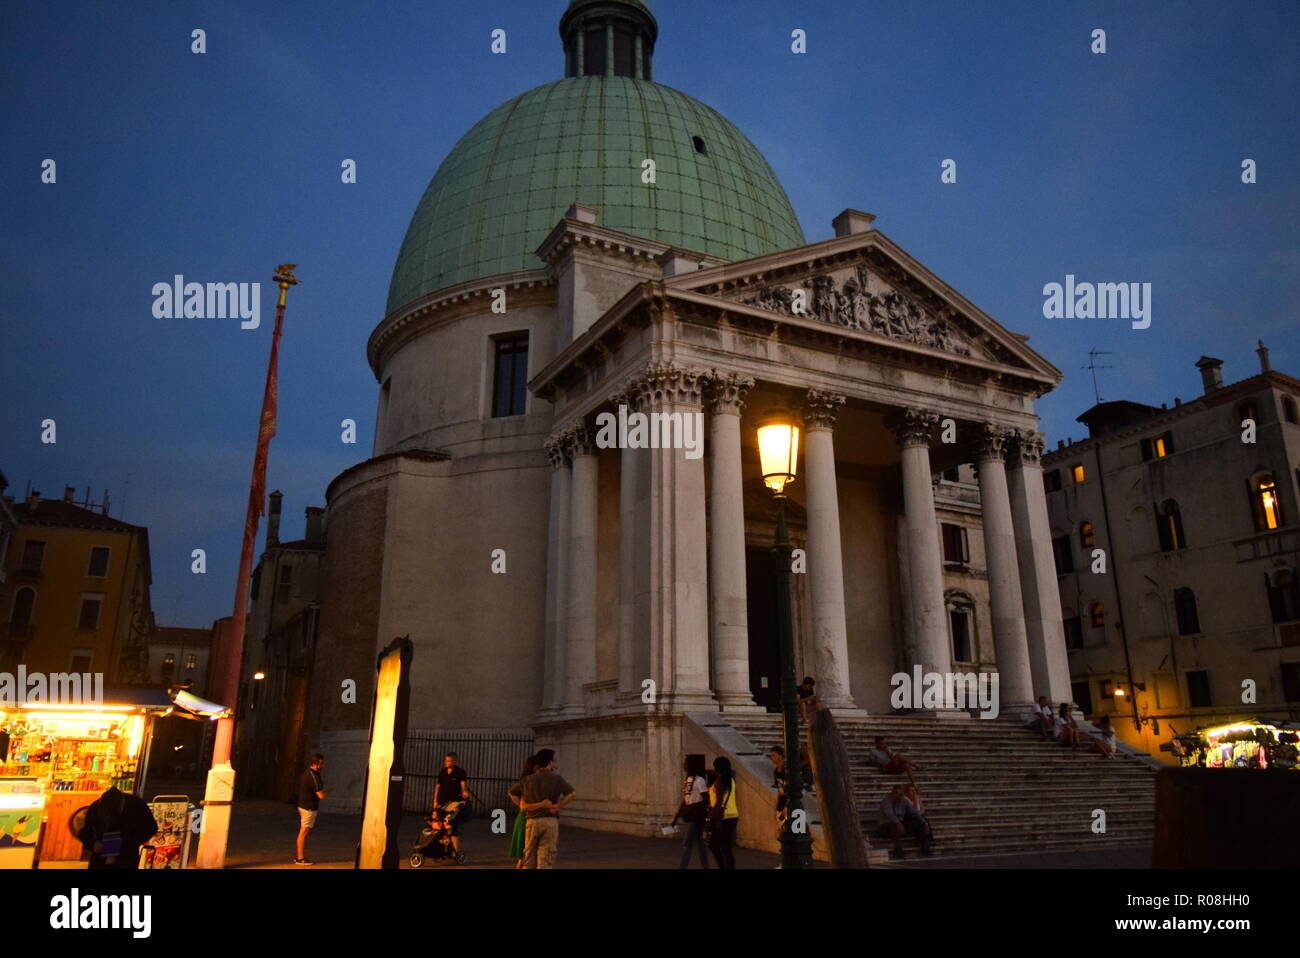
left=886, top=407, right=939, bottom=448
left=801, top=389, right=846, bottom=431
left=625, top=360, right=709, bottom=409
left=544, top=434, right=570, bottom=470
left=563, top=420, right=598, bottom=459
left=705, top=371, right=755, bottom=416
left=1011, top=429, right=1046, bottom=467
left=974, top=423, right=1014, bottom=463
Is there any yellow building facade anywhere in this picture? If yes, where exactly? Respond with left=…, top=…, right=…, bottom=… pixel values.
left=1, top=487, right=152, bottom=683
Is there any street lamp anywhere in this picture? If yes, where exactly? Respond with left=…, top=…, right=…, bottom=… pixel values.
left=757, top=417, right=814, bottom=869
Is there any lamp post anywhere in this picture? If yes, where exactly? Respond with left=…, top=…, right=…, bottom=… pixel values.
left=757, top=418, right=814, bottom=869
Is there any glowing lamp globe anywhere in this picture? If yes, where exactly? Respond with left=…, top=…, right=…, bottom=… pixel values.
left=758, top=422, right=799, bottom=494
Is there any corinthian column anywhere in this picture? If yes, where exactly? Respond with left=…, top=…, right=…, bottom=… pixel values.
left=975, top=424, right=1034, bottom=711
left=1008, top=430, right=1072, bottom=703
left=540, top=433, right=571, bottom=719
left=627, top=361, right=714, bottom=711
left=888, top=408, right=951, bottom=678
left=564, top=422, right=599, bottom=714
left=707, top=372, right=759, bottom=710
left=801, top=390, right=856, bottom=710
left=613, top=387, right=640, bottom=702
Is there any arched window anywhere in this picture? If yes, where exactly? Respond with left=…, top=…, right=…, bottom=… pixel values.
left=1284, top=397, right=1299, bottom=424
left=1079, top=521, right=1095, bottom=548
left=1252, top=473, right=1283, bottom=531
left=1239, top=401, right=1259, bottom=427
left=1156, top=499, right=1186, bottom=551
left=1089, top=602, right=1105, bottom=628
left=1174, top=587, right=1200, bottom=635
left=945, top=591, right=976, bottom=663
left=9, top=587, right=35, bottom=628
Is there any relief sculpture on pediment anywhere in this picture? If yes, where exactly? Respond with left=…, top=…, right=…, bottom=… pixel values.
left=739, top=262, right=972, bottom=356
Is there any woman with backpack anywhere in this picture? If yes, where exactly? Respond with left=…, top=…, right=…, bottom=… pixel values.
left=669, top=754, right=710, bottom=869
left=77, top=786, right=158, bottom=869
left=707, top=756, right=739, bottom=869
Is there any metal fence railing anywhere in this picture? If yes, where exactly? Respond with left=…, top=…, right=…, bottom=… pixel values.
left=402, top=729, right=534, bottom=815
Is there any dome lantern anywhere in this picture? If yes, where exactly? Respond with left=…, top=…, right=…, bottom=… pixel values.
left=560, top=0, right=657, bottom=80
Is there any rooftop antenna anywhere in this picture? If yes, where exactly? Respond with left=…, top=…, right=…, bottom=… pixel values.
left=1083, top=348, right=1113, bottom=404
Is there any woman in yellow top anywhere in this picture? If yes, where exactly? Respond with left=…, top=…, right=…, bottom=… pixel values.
left=708, top=756, right=740, bottom=868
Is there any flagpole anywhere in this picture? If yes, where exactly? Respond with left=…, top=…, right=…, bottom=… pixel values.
left=195, top=263, right=298, bottom=869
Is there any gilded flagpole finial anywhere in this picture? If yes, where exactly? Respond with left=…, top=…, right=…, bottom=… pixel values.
left=273, top=264, right=300, bottom=306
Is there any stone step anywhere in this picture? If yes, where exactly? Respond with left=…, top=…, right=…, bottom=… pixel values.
left=713, top=712, right=1158, bottom=861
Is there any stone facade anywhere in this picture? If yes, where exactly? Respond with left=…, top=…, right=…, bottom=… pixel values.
left=1044, top=350, right=1300, bottom=762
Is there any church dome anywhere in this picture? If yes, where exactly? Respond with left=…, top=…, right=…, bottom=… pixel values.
left=385, top=2, right=805, bottom=317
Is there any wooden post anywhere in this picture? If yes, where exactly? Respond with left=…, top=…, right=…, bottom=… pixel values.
left=808, top=706, right=869, bottom=868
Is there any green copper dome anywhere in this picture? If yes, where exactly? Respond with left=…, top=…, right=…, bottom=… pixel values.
left=386, top=75, right=806, bottom=316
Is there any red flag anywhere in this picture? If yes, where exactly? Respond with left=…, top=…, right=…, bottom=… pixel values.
left=247, top=306, right=282, bottom=519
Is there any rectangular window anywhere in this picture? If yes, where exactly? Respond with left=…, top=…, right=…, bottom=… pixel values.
left=1052, top=535, right=1074, bottom=575
left=949, top=609, right=973, bottom=662
left=77, top=594, right=104, bottom=631
left=1071, top=680, right=1093, bottom=717
left=161, top=653, right=175, bottom=681
left=1063, top=616, right=1084, bottom=650
left=1282, top=662, right=1300, bottom=702
left=69, top=650, right=93, bottom=673
left=1071, top=463, right=1086, bottom=484
left=277, top=564, right=294, bottom=603
left=1043, top=470, right=1062, bottom=493
left=186, top=653, right=197, bottom=671
left=613, top=24, right=635, bottom=76
left=1140, top=432, right=1173, bottom=461
left=491, top=333, right=529, bottom=418
left=942, top=467, right=960, bottom=483
left=583, top=27, right=606, bottom=75
left=1186, top=670, right=1212, bottom=708
left=1099, top=678, right=1114, bottom=699
left=20, top=540, right=45, bottom=573
left=86, top=546, right=110, bottom=578
left=941, top=523, right=969, bottom=564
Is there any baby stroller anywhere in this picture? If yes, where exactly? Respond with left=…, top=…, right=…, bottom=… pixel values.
left=410, top=801, right=466, bottom=867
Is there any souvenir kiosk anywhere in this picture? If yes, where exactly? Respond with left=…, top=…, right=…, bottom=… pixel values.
left=0, top=688, right=175, bottom=864
left=1166, top=718, right=1300, bottom=770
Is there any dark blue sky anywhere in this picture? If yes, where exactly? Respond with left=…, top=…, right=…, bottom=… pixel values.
left=3, top=0, right=1298, bottom=628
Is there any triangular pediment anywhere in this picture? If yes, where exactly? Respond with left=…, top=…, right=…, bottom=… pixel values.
left=665, top=230, right=1059, bottom=379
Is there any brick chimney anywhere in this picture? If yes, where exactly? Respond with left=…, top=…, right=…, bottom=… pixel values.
left=267, top=490, right=283, bottom=547
left=63, top=485, right=75, bottom=503
left=1257, top=339, right=1271, bottom=373
left=304, top=506, right=325, bottom=546
left=1195, top=356, right=1224, bottom=394
left=28, top=489, right=40, bottom=511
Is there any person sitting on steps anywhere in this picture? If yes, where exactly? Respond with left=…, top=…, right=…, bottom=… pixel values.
left=866, top=736, right=921, bottom=784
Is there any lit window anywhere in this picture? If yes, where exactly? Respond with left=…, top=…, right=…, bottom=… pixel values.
left=1141, top=432, right=1173, bottom=461
left=186, top=654, right=197, bottom=671
left=1090, top=602, right=1105, bottom=628
left=1256, top=475, right=1282, bottom=530
left=1071, top=463, right=1085, bottom=484
left=1156, top=499, right=1186, bottom=551
left=1079, top=522, right=1095, bottom=548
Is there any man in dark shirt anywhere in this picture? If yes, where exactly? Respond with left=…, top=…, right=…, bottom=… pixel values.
left=295, top=753, right=327, bottom=865
left=508, top=748, right=575, bottom=869
left=433, top=751, right=470, bottom=856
